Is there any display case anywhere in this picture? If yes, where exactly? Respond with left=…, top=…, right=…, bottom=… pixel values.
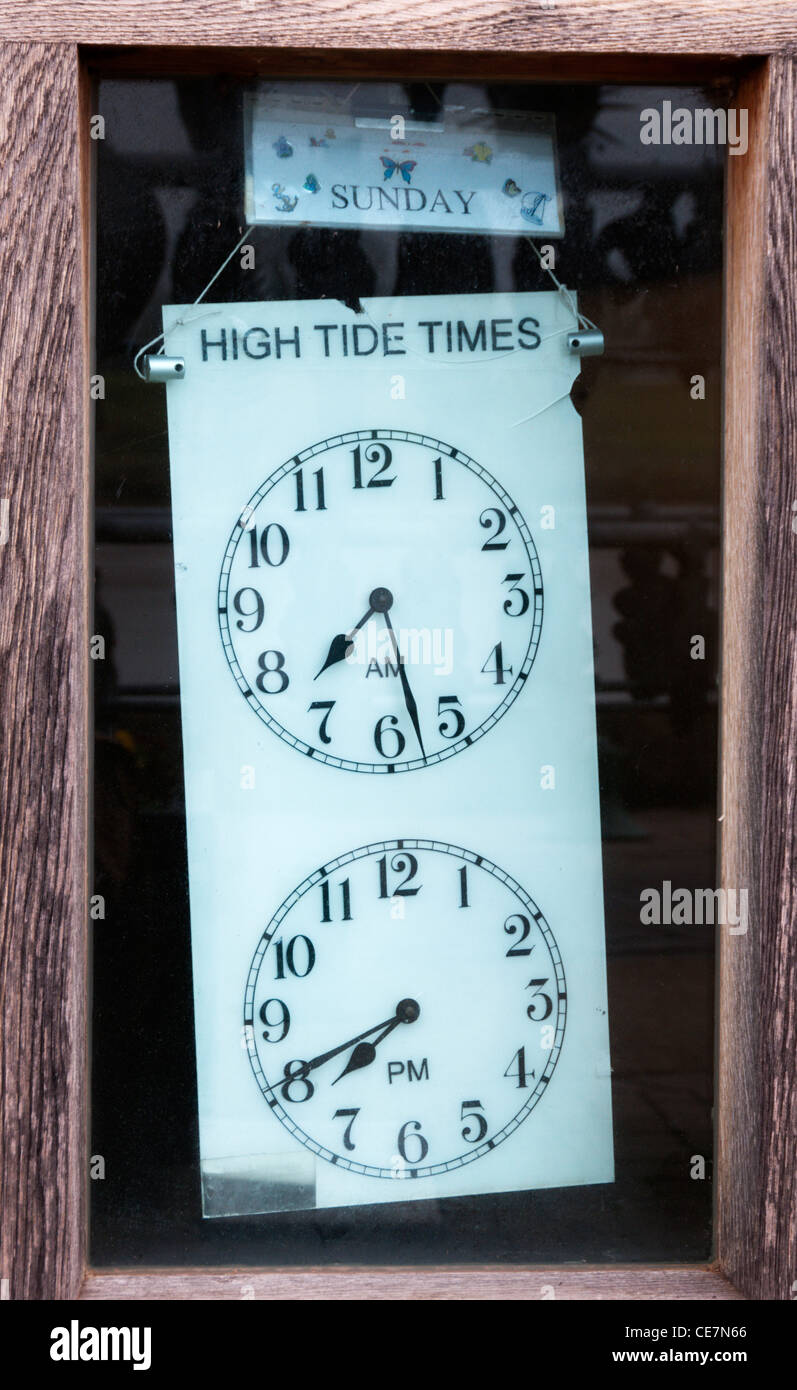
left=0, top=3, right=795, bottom=1303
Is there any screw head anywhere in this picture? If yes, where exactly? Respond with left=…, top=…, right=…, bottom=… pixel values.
left=370, top=587, right=393, bottom=613
left=396, top=998, right=420, bottom=1023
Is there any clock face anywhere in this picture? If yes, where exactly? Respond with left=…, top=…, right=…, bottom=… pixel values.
left=218, top=430, right=543, bottom=773
left=244, top=839, right=566, bottom=1179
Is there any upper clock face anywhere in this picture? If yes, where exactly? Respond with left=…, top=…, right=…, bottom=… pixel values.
left=244, top=840, right=566, bottom=1179
left=218, top=430, right=543, bottom=772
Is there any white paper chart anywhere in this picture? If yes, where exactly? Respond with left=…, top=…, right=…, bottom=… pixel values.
left=162, top=291, right=614, bottom=1216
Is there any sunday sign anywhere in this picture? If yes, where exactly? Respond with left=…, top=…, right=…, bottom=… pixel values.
left=244, top=85, right=564, bottom=238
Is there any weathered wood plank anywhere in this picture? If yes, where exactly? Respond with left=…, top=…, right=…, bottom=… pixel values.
left=0, top=0, right=796, bottom=53
left=718, top=53, right=797, bottom=1302
left=80, top=1266, right=742, bottom=1300
left=757, top=52, right=797, bottom=1303
left=0, top=41, right=87, bottom=1301
left=717, top=59, right=769, bottom=1302
left=0, top=25, right=792, bottom=1303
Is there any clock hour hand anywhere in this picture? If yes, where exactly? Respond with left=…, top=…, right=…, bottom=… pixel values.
left=314, top=602, right=375, bottom=679
left=382, top=608, right=426, bottom=760
left=331, top=1013, right=408, bottom=1084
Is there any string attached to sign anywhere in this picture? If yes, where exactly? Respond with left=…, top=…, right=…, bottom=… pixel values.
left=135, top=84, right=602, bottom=380
left=134, top=227, right=253, bottom=382
left=526, top=238, right=604, bottom=357
left=135, top=229, right=604, bottom=383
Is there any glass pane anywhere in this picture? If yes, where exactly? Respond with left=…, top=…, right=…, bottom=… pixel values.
left=92, top=73, right=722, bottom=1265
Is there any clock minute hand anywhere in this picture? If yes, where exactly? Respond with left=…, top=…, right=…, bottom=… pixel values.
left=300, top=1012, right=398, bottom=1078
left=259, top=999, right=419, bottom=1096
left=382, top=608, right=426, bottom=760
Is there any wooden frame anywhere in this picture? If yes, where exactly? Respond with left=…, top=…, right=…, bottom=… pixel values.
left=0, top=3, right=795, bottom=1302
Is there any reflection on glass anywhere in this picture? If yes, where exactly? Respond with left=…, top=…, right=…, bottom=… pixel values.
left=92, top=75, right=721, bottom=1266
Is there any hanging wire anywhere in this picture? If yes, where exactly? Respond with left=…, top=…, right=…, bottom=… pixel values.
left=526, top=236, right=600, bottom=335
left=508, top=237, right=603, bottom=427
left=133, top=226, right=600, bottom=378
left=133, top=226, right=254, bottom=380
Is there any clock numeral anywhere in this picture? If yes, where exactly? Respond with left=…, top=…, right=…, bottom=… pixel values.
left=504, top=1046, right=534, bottom=1090
left=458, top=865, right=469, bottom=908
left=526, top=978, right=553, bottom=1022
left=374, top=714, right=406, bottom=760
left=433, top=455, right=444, bottom=500
left=480, top=507, right=509, bottom=550
left=248, top=522, right=290, bottom=568
left=274, top=935, right=316, bottom=980
left=460, top=1100, right=488, bottom=1143
left=397, top=1119, right=429, bottom=1164
left=233, top=587, right=265, bottom=633
left=504, top=913, right=533, bottom=957
left=481, top=642, right=512, bottom=686
left=333, top=1107, right=360, bottom=1152
left=256, top=650, right=289, bottom=694
left=378, top=853, right=422, bottom=900
left=320, top=877, right=352, bottom=923
left=280, top=1062, right=314, bottom=1104
left=294, top=465, right=326, bottom=512
left=437, top=695, right=465, bottom=739
left=502, top=572, right=530, bottom=616
left=259, top=998, right=290, bottom=1043
left=308, top=699, right=335, bottom=744
left=352, top=442, right=395, bottom=489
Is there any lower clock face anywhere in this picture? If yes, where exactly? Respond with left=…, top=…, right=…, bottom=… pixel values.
left=244, top=840, right=566, bottom=1179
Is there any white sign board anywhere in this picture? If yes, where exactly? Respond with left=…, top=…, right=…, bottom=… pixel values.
left=162, top=290, right=613, bottom=1217
left=244, top=87, right=564, bottom=237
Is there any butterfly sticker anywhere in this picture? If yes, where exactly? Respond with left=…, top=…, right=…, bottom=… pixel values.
left=464, top=142, right=493, bottom=163
left=502, top=178, right=522, bottom=197
left=303, top=174, right=321, bottom=193
left=520, top=191, right=550, bottom=225
left=380, top=156, right=417, bottom=183
left=272, top=182, right=298, bottom=212
left=272, top=136, right=293, bottom=159
left=309, top=136, right=328, bottom=148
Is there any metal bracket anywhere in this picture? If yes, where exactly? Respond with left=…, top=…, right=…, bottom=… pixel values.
left=141, top=355, right=186, bottom=382
left=567, top=329, right=604, bottom=357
